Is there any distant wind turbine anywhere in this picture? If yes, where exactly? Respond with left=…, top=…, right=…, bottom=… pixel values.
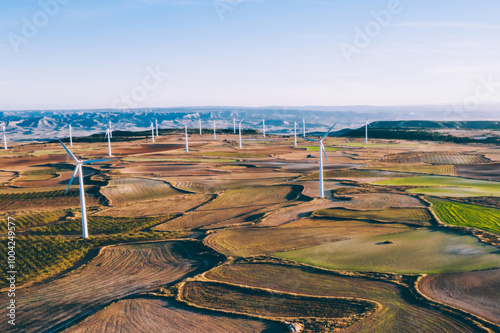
left=108, top=120, right=113, bottom=138
left=365, top=119, right=371, bottom=144
left=262, top=119, right=266, bottom=137
left=233, top=118, right=236, bottom=134
left=199, top=118, right=202, bottom=135
left=59, top=140, right=112, bottom=238
left=69, top=123, right=73, bottom=147
left=303, top=124, right=336, bottom=198
left=105, top=127, right=112, bottom=157
left=238, top=120, right=243, bottom=149
left=150, top=122, right=155, bottom=143
left=185, top=124, right=189, bottom=152
left=303, top=118, right=306, bottom=137
left=155, top=119, right=159, bottom=137
left=213, top=120, right=217, bottom=140
left=2, top=125, right=7, bottom=150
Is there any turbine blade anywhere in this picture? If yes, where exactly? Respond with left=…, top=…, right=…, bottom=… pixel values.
left=82, top=159, right=113, bottom=164
left=59, top=139, right=79, bottom=162
left=322, top=145, right=329, bottom=164
left=65, top=166, right=79, bottom=194
left=320, top=123, right=337, bottom=141
left=303, top=137, right=319, bottom=142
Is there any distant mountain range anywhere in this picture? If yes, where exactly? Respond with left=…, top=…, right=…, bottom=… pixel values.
left=0, top=107, right=498, bottom=142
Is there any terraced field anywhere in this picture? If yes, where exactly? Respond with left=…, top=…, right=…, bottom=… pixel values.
left=375, top=175, right=500, bottom=197
left=205, top=262, right=483, bottom=333
left=313, top=207, right=434, bottom=226
left=0, top=188, right=99, bottom=211
left=0, top=241, right=215, bottom=333
left=419, top=269, right=500, bottom=325
left=0, top=210, right=69, bottom=232
left=101, top=178, right=182, bottom=205
left=384, top=152, right=489, bottom=165
left=205, top=218, right=412, bottom=257
left=429, top=197, right=500, bottom=234
left=67, top=298, right=286, bottom=333
left=155, top=185, right=302, bottom=230
left=180, top=281, right=378, bottom=330
left=276, top=229, right=500, bottom=274
left=367, top=164, right=457, bottom=176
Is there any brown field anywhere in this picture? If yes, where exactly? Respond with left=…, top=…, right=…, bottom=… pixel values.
left=383, top=152, right=489, bottom=165
left=67, top=298, right=285, bottom=333
left=313, top=207, right=434, bottom=226
left=456, top=163, right=500, bottom=181
left=180, top=281, right=377, bottom=329
left=205, top=218, right=412, bottom=257
left=419, top=269, right=500, bottom=325
left=205, top=262, right=484, bottom=333
left=0, top=241, right=214, bottom=333
left=101, top=177, right=182, bottom=205
left=96, top=193, right=213, bottom=217
left=155, top=185, right=302, bottom=230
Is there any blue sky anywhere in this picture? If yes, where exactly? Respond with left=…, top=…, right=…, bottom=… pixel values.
left=1, top=0, right=499, bottom=110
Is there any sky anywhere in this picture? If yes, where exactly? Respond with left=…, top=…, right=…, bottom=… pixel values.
left=1, top=0, right=500, bottom=110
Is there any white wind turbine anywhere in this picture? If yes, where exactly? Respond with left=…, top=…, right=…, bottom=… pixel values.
left=365, top=118, right=371, bottom=144
left=105, top=126, right=112, bottom=157
left=150, top=122, right=155, bottom=143
left=233, top=118, right=236, bottom=134
left=262, top=119, right=266, bottom=137
left=2, top=125, right=7, bottom=150
left=303, top=124, right=336, bottom=198
left=199, top=118, right=202, bottom=135
left=69, top=123, right=73, bottom=147
left=59, top=140, right=112, bottom=238
left=185, top=124, right=189, bottom=152
left=213, top=120, right=217, bottom=140
left=108, top=120, right=113, bottom=138
left=238, top=119, right=244, bottom=149
left=155, top=119, right=159, bottom=137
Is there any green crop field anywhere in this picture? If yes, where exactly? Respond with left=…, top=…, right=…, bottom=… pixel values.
left=276, top=228, right=500, bottom=274
left=0, top=210, right=69, bottom=232
left=366, top=165, right=457, bottom=176
left=429, top=197, right=500, bottom=235
left=374, top=175, right=500, bottom=197
left=313, top=208, right=433, bottom=226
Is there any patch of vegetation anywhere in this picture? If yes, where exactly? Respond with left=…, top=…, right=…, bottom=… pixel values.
left=366, top=165, right=457, bottom=176
left=313, top=208, right=433, bottom=226
left=194, top=151, right=269, bottom=158
left=299, top=146, right=341, bottom=152
left=0, top=210, right=69, bottom=232
left=429, top=197, right=500, bottom=235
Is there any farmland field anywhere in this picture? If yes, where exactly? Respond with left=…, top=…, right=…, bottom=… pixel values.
left=419, top=269, right=500, bottom=325
left=0, top=241, right=216, bottom=333
left=383, top=152, right=489, bottom=165
left=67, top=298, right=286, bottom=333
left=367, top=164, right=457, bottom=176
left=205, top=262, right=483, bottom=332
left=428, top=197, right=500, bottom=234
left=101, top=177, right=182, bottom=205
left=313, top=207, right=434, bottom=226
left=374, top=175, right=500, bottom=197
left=180, top=281, right=377, bottom=330
left=276, top=228, right=500, bottom=274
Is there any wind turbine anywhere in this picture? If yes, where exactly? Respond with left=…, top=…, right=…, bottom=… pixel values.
left=108, top=120, right=113, bottom=138
left=105, top=127, right=112, bottom=157
left=185, top=124, right=189, bottom=152
left=69, top=123, right=73, bottom=147
left=303, top=118, right=306, bottom=137
left=365, top=118, right=370, bottom=144
left=233, top=118, right=236, bottom=134
left=294, top=121, right=298, bottom=147
left=238, top=119, right=244, bottom=149
left=199, top=118, right=202, bottom=135
left=150, top=122, right=155, bottom=143
left=59, top=140, right=112, bottom=238
left=213, top=120, right=217, bottom=140
left=2, top=125, right=7, bottom=150
left=262, top=119, right=266, bottom=137
left=303, top=124, right=336, bottom=198
left=155, top=119, right=159, bottom=137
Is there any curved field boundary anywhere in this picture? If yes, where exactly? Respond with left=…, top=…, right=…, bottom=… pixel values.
left=0, top=241, right=221, bottom=333
left=178, top=280, right=379, bottom=331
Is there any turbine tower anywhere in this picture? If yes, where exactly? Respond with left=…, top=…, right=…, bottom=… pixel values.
left=155, top=119, right=159, bottom=137
left=262, top=119, right=266, bottom=137
left=294, top=122, right=298, bottom=147
left=238, top=120, right=243, bottom=149
left=233, top=118, right=236, bottom=134
left=2, top=126, right=7, bottom=150
left=185, top=124, right=189, bottom=152
left=199, top=118, right=202, bottom=135
left=69, top=124, right=73, bottom=147
left=150, top=122, right=155, bottom=143
left=108, top=120, right=113, bottom=138
left=303, top=124, right=336, bottom=198
left=365, top=119, right=369, bottom=144
left=303, top=118, right=306, bottom=137
left=59, top=140, right=112, bottom=238
left=213, top=120, right=217, bottom=140
left=105, top=127, right=112, bottom=157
